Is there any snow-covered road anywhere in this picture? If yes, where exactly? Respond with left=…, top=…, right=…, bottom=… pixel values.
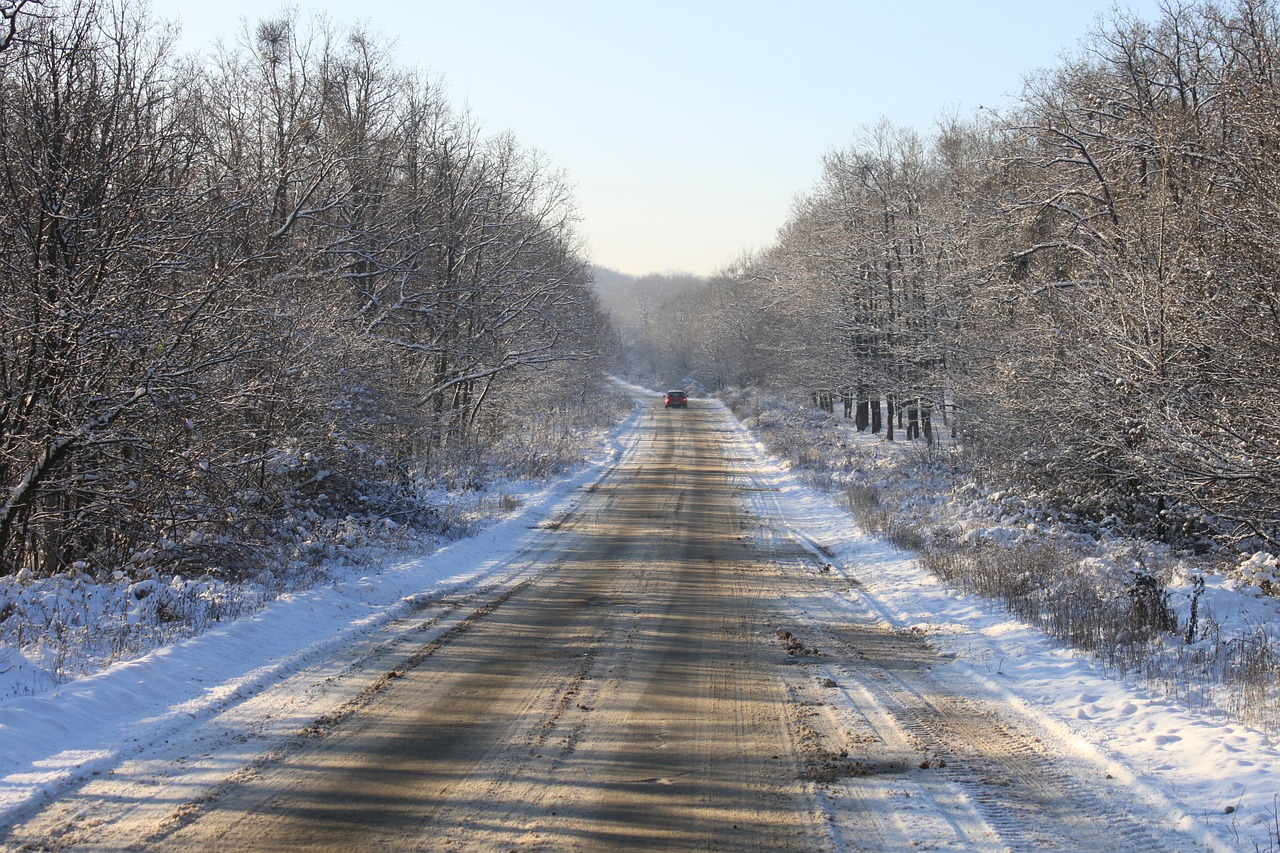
left=0, top=392, right=1270, bottom=850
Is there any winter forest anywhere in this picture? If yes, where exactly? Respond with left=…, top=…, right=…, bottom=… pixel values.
left=0, top=0, right=618, bottom=584
left=6, top=0, right=1280, bottom=682
left=615, top=0, right=1280, bottom=555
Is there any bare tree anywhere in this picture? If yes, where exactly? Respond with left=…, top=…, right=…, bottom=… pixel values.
left=0, top=0, right=245, bottom=576
left=973, top=1, right=1280, bottom=543
left=0, top=2, right=614, bottom=580
left=0, top=0, right=40, bottom=52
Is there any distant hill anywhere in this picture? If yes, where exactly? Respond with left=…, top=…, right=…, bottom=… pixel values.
left=590, top=266, right=709, bottom=326
left=590, top=266, right=639, bottom=316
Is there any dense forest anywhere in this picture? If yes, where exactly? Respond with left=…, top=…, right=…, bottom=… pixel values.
left=0, top=0, right=617, bottom=581
left=614, top=0, right=1280, bottom=553
left=8, top=0, right=1280, bottom=588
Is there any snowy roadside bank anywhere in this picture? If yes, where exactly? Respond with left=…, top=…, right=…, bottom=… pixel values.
left=0, top=402, right=646, bottom=826
left=711, top=395, right=1278, bottom=851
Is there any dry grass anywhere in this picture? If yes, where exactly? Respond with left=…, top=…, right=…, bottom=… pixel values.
left=729, top=389, right=1280, bottom=733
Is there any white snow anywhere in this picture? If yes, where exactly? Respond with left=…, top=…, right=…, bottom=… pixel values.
left=0, top=393, right=1276, bottom=850
left=719, top=399, right=1277, bottom=852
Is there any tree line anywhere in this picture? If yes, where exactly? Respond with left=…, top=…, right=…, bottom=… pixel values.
left=625, top=0, right=1280, bottom=550
left=0, top=0, right=614, bottom=580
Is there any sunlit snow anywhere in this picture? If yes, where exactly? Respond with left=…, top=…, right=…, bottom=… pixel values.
left=0, top=392, right=1273, bottom=850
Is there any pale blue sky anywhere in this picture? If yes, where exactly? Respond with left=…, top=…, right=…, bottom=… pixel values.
left=150, top=0, right=1167, bottom=277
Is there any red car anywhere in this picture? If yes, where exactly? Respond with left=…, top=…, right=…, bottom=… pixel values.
left=664, top=390, right=688, bottom=408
